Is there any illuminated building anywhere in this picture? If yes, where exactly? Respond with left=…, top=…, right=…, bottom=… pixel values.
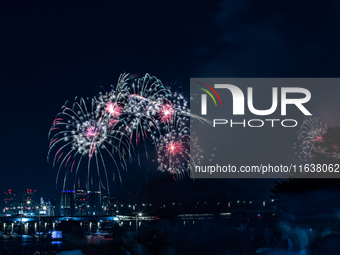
left=23, top=189, right=36, bottom=215
left=59, top=190, right=105, bottom=216
left=39, top=197, right=56, bottom=216
left=74, top=190, right=87, bottom=216
left=87, top=191, right=102, bottom=215
left=60, top=191, right=75, bottom=216
left=4, top=189, right=17, bottom=215
left=102, top=195, right=116, bottom=215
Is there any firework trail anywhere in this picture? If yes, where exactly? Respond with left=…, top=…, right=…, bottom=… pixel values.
left=95, top=73, right=129, bottom=121
left=94, top=73, right=135, bottom=161
left=295, top=116, right=328, bottom=161
left=48, top=97, right=128, bottom=193
left=95, top=73, right=210, bottom=148
left=120, top=74, right=171, bottom=147
left=93, top=74, right=166, bottom=165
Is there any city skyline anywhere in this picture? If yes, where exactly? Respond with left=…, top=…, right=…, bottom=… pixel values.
left=1, top=1, right=340, bottom=210
left=2, top=187, right=274, bottom=217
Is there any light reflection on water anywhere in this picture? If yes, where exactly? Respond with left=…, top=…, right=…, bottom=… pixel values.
left=0, top=235, right=46, bottom=246
left=0, top=234, right=106, bottom=247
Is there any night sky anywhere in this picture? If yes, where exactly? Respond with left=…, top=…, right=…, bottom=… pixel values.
left=1, top=0, right=340, bottom=208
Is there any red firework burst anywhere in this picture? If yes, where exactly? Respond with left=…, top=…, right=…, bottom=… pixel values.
left=105, top=102, right=122, bottom=118
left=314, top=135, right=324, bottom=143
left=85, top=126, right=99, bottom=138
left=166, top=141, right=184, bottom=156
left=159, top=103, right=174, bottom=124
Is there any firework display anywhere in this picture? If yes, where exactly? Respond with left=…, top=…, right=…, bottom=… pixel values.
left=155, top=116, right=202, bottom=180
left=47, top=97, right=129, bottom=193
left=295, top=116, right=328, bottom=161
left=48, top=73, right=209, bottom=192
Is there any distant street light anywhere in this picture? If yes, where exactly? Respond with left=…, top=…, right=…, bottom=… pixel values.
left=37, top=205, right=42, bottom=246
left=133, top=212, right=143, bottom=237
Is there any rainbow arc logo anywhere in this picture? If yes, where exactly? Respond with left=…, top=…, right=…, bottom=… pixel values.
left=198, top=82, right=222, bottom=115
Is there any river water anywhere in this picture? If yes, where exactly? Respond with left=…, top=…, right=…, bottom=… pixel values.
left=0, top=234, right=105, bottom=248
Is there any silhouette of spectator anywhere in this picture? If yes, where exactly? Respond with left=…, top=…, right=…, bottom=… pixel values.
left=309, top=233, right=340, bottom=255
left=120, top=226, right=142, bottom=255
left=56, top=220, right=86, bottom=255
left=277, top=213, right=308, bottom=255
left=248, top=214, right=272, bottom=253
left=148, top=208, right=181, bottom=255
left=222, top=211, right=252, bottom=255
left=99, top=225, right=133, bottom=255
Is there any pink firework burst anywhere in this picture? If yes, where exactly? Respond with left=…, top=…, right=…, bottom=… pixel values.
left=314, top=135, right=324, bottom=143
left=105, top=102, right=122, bottom=118
left=159, top=103, right=174, bottom=124
left=85, top=126, right=99, bottom=138
left=166, top=141, right=184, bottom=156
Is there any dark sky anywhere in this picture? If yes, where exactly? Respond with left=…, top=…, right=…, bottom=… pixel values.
left=0, top=0, right=339, bottom=207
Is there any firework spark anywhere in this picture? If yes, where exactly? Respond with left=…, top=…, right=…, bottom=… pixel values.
left=159, top=103, right=175, bottom=124
left=166, top=140, right=184, bottom=156
left=296, top=116, right=328, bottom=161
left=105, top=102, right=123, bottom=118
